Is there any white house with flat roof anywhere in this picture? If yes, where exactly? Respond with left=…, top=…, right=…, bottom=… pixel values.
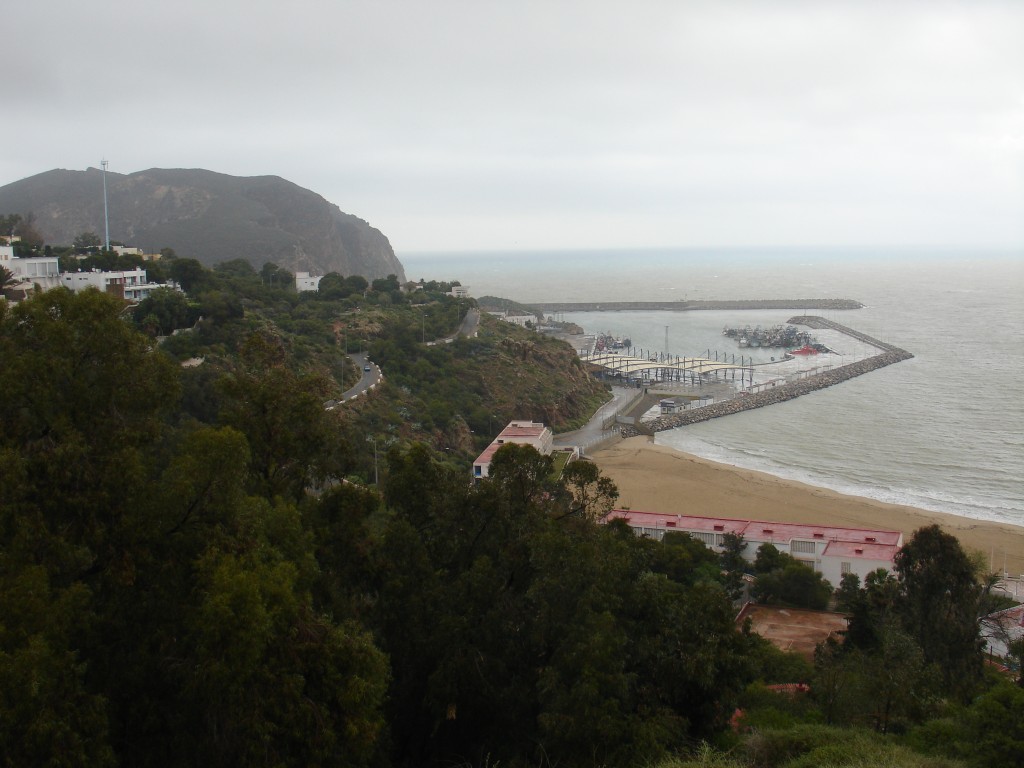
left=602, top=510, right=903, bottom=585
left=1, top=244, right=62, bottom=292
left=295, top=272, right=323, bottom=292
left=472, top=420, right=554, bottom=481
left=60, top=268, right=172, bottom=301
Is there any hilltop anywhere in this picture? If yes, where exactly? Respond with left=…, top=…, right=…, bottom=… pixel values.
left=0, top=167, right=405, bottom=281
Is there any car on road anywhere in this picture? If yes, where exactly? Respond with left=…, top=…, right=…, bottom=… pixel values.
left=363, top=365, right=372, bottom=372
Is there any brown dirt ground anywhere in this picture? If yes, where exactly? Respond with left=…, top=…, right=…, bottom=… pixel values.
left=737, top=603, right=849, bottom=658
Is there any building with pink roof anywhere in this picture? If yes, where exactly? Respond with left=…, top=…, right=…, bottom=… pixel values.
left=602, top=509, right=903, bottom=585
left=980, top=604, right=1024, bottom=662
left=472, top=421, right=554, bottom=481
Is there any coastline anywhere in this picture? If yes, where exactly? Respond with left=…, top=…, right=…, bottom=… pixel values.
left=590, top=436, right=1024, bottom=576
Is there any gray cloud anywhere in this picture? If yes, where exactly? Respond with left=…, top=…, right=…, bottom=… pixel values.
left=4, top=0, right=1022, bottom=252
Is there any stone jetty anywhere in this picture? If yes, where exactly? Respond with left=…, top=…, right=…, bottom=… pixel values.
left=531, top=298, right=864, bottom=313
left=619, top=316, right=913, bottom=437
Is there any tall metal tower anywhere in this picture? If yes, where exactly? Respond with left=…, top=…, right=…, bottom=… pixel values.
left=101, top=159, right=110, bottom=251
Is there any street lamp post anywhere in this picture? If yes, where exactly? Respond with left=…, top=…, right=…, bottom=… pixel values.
left=366, top=436, right=378, bottom=486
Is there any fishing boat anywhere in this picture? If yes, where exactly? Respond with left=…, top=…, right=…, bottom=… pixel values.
left=786, top=344, right=819, bottom=356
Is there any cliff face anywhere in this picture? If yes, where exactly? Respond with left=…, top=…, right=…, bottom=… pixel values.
left=0, top=167, right=405, bottom=281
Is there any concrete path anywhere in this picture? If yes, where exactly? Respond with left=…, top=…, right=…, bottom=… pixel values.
left=553, top=385, right=635, bottom=452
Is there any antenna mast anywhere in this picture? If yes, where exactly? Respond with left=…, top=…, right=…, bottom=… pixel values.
left=101, top=159, right=110, bottom=251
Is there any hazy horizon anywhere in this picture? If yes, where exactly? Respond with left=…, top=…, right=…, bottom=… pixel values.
left=4, top=1, right=1022, bottom=253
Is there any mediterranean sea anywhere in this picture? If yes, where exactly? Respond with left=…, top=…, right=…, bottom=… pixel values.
left=402, top=248, right=1024, bottom=531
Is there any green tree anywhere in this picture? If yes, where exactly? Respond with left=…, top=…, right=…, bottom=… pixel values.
left=132, top=286, right=194, bottom=335
left=168, top=257, right=208, bottom=292
left=557, top=458, right=619, bottom=520
left=0, top=265, right=15, bottom=291
left=843, top=568, right=900, bottom=650
left=344, top=274, right=369, bottom=295
left=217, top=332, right=341, bottom=498
left=751, top=544, right=832, bottom=610
left=895, top=525, right=983, bottom=698
left=487, top=442, right=554, bottom=510
left=719, top=532, right=749, bottom=599
left=812, top=637, right=858, bottom=726
left=859, top=620, right=937, bottom=733
left=317, top=271, right=347, bottom=299
left=754, top=542, right=788, bottom=574
left=73, top=231, right=102, bottom=251
left=964, top=683, right=1024, bottom=765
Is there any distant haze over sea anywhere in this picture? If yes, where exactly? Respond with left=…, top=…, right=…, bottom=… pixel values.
left=404, top=248, right=1024, bottom=532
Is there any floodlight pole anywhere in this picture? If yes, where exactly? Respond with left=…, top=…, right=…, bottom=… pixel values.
left=101, top=159, right=111, bottom=251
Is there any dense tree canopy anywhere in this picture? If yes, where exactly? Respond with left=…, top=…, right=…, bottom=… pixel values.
left=1, top=285, right=1012, bottom=768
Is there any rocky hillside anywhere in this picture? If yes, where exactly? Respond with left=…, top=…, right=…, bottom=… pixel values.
left=0, top=167, right=406, bottom=281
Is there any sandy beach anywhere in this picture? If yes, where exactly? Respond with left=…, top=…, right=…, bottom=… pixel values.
left=590, top=436, right=1024, bottom=578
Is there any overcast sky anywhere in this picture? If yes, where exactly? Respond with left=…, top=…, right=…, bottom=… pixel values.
left=4, top=0, right=1022, bottom=253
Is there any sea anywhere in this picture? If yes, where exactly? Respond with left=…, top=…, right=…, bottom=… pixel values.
left=402, top=248, right=1024, bottom=538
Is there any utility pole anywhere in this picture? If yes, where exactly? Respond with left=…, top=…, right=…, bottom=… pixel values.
left=101, top=159, right=111, bottom=251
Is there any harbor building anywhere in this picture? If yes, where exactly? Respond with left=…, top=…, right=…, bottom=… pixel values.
left=602, top=510, right=903, bottom=585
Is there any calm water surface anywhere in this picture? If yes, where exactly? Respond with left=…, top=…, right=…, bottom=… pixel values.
left=404, top=249, right=1024, bottom=536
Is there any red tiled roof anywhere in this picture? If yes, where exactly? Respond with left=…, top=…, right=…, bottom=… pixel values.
left=822, top=540, right=900, bottom=561
left=473, top=443, right=502, bottom=467
left=604, top=510, right=902, bottom=549
left=982, top=604, right=1024, bottom=627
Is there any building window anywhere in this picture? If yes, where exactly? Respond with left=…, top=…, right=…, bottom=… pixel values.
left=841, top=562, right=851, bottom=575
left=792, top=540, right=816, bottom=554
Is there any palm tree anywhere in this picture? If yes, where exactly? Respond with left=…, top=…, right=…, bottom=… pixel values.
left=0, top=265, right=16, bottom=291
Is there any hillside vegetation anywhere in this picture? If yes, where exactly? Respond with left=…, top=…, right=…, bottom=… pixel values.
left=0, top=266, right=1020, bottom=768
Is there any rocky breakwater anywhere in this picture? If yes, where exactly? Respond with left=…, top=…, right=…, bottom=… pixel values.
left=530, top=298, right=864, bottom=313
left=619, top=317, right=913, bottom=436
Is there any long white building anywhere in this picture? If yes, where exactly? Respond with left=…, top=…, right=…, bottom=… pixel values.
left=602, top=509, right=903, bottom=586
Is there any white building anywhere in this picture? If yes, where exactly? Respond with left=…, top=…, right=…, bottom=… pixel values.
left=1, top=244, right=62, bottom=292
left=473, top=420, right=554, bottom=481
left=980, top=604, right=1024, bottom=661
left=295, top=271, right=323, bottom=292
left=602, top=510, right=903, bottom=586
left=60, top=268, right=168, bottom=301
left=449, top=285, right=471, bottom=298
left=112, top=245, right=143, bottom=257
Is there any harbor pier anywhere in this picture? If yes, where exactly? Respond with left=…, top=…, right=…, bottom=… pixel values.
left=614, top=316, right=913, bottom=435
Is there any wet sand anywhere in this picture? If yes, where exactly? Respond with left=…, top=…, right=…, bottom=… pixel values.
left=590, top=436, right=1024, bottom=576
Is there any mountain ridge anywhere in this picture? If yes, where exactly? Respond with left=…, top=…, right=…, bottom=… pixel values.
left=0, top=167, right=405, bottom=281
